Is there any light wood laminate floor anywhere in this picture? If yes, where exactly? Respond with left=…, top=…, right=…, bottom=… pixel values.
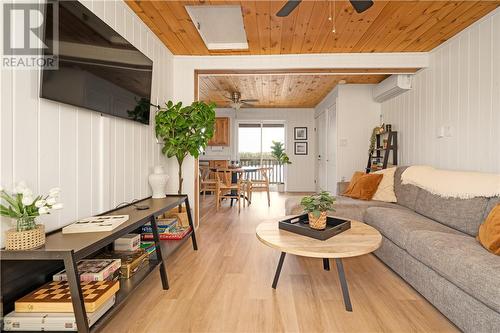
left=102, top=192, right=458, bottom=333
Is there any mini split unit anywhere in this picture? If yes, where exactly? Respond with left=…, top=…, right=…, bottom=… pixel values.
left=373, top=74, right=413, bottom=103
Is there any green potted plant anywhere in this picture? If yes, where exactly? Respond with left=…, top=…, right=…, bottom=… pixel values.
left=270, top=141, right=291, bottom=192
left=155, top=100, right=216, bottom=196
left=300, top=191, right=336, bottom=230
left=1, top=182, right=63, bottom=250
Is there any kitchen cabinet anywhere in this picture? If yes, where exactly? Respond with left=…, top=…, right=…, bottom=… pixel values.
left=208, top=117, right=230, bottom=146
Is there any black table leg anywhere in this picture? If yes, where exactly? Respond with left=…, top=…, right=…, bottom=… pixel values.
left=150, top=215, right=169, bottom=290
left=184, top=197, right=198, bottom=251
left=272, top=252, right=286, bottom=289
left=335, top=258, right=352, bottom=312
left=323, top=258, right=330, bottom=271
left=63, top=251, right=89, bottom=333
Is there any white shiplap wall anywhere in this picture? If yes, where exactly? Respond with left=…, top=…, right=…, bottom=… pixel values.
left=0, top=0, right=173, bottom=246
left=382, top=8, right=500, bottom=173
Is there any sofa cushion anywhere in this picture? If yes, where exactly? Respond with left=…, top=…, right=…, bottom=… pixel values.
left=364, top=207, right=461, bottom=249
left=414, top=190, right=489, bottom=236
left=394, top=166, right=420, bottom=210
left=284, top=196, right=401, bottom=222
left=406, top=230, right=500, bottom=313
left=372, top=167, right=397, bottom=203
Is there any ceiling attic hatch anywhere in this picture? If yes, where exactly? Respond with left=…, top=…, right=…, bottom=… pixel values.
left=185, top=5, right=248, bottom=50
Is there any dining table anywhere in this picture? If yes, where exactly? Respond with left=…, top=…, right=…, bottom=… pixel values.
left=210, top=166, right=260, bottom=205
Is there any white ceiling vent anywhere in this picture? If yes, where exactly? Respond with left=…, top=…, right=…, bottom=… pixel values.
left=185, top=5, right=248, bottom=50
left=373, top=74, right=413, bottom=103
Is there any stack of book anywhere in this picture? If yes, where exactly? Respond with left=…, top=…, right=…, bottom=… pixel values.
left=140, top=241, right=156, bottom=255
left=52, top=259, right=122, bottom=282
left=141, top=218, right=191, bottom=240
left=4, top=279, right=119, bottom=331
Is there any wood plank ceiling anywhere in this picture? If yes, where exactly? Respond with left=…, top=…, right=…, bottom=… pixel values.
left=126, top=0, right=499, bottom=55
left=199, top=74, right=389, bottom=108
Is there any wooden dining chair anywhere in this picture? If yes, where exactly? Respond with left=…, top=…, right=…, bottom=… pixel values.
left=199, top=166, right=217, bottom=199
left=248, top=167, right=272, bottom=207
left=215, top=168, right=243, bottom=213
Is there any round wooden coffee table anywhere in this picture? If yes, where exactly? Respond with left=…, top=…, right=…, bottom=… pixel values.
left=256, top=218, right=382, bottom=311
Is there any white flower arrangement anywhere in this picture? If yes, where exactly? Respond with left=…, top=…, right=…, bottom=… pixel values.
left=0, top=182, right=63, bottom=232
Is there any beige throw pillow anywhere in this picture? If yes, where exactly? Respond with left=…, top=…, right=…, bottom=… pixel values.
left=372, top=167, right=397, bottom=203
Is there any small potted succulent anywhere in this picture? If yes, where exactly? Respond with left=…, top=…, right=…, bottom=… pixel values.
left=1, top=182, right=63, bottom=250
left=300, top=191, right=336, bottom=230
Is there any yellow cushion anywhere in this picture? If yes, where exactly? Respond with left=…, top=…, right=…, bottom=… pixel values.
left=477, top=204, right=500, bottom=255
left=343, top=172, right=383, bottom=201
left=372, top=167, right=397, bottom=203
left=343, top=171, right=365, bottom=195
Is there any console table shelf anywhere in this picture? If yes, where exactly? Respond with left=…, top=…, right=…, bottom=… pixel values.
left=0, top=195, right=197, bottom=333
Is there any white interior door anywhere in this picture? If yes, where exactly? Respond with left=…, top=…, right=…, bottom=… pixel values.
left=315, top=111, right=328, bottom=191
left=326, top=103, right=337, bottom=194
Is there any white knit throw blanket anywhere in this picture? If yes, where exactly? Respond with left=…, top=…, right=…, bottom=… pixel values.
left=401, top=166, right=500, bottom=199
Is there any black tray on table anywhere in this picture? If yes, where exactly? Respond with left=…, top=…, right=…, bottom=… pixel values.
left=278, top=214, right=351, bottom=241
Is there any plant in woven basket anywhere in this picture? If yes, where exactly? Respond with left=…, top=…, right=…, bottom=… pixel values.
left=300, top=191, right=336, bottom=230
left=1, top=182, right=63, bottom=250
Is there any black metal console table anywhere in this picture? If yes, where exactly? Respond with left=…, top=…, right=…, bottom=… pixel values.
left=0, top=195, right=197, bottom=333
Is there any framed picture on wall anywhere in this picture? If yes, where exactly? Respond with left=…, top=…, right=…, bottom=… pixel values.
left=294, top=142, right=308, bottom=155
left=294, top=127, right=307, bottom=140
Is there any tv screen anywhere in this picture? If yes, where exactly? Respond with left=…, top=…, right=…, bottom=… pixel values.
left=41, top=0, right=153, bottom=125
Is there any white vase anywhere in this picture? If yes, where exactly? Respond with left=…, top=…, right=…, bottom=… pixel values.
left=149, top=166, right=169, bottom=199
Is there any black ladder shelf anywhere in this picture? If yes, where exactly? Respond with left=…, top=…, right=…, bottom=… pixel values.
left=366, top=131, right=398, bottom=173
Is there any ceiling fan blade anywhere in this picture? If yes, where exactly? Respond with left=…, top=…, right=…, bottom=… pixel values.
left=276, top=0, right=301, bottom=17
left=349, top=0, right=374, bottom=14
left=240, top=99, right=259, bottom=103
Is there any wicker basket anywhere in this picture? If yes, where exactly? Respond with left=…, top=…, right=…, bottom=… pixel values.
left=308, top=211, right=328, bottom=230
left=6, top=224, right=45, bottom=250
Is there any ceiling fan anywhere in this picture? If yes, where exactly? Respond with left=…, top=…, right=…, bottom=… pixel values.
left=226, top=91, right=259, bottom=110
left=276, top=0, right=374, bottom=17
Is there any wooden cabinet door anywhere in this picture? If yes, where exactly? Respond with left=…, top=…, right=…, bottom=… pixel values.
left=208, top=117, right=230, bottom=146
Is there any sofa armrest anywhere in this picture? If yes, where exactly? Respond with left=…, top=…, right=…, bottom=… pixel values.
left=337, top=182, right=349, bottom=195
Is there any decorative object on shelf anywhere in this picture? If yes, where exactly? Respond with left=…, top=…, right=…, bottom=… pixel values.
left=294, top=127, right=308, bottom=140
left=294, top=142, right=308, bottom=155
left=62, top=215, right=129, bottom=234
left=149, top=165, right=169, bottom=199
left=270, top=141, right=291, bottom=192
left=368, top=124, right=385, bottom=153
left=155, top=100, right=216, bottom=195
left=385, top=124, right=392, bottom=132
left=366, top=129, right=398, bottom=173
left=300, top=191, right=336, bottom=230
left=1, top=182, right=63, bottom=250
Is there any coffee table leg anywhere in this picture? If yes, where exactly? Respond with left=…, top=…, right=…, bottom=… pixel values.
left=272, top=252, right=286, bottom=289
left=323, top=258, right=330, bottom=271
left=335, top=259, right=352, bottom=312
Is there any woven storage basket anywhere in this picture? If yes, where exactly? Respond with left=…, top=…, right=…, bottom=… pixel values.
left=308, top=211, right=328, bottom=230
left=6, top=224, right=45, bottom=250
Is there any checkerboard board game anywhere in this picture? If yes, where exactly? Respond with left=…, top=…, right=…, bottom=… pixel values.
left=15, top=281, right=119, bottom=313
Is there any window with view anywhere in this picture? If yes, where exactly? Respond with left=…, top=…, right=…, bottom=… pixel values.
left=238, top=123, right=285, bottom=184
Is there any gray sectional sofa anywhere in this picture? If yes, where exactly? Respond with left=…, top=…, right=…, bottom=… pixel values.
left=285, top=166, right=500, bottom=333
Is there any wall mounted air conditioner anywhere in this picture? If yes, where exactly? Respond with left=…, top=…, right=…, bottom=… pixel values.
left=373, top=74, right=413, bottom=103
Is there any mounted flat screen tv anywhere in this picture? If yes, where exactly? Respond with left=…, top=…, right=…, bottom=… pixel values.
left=41, top=0, right=153, bottom=125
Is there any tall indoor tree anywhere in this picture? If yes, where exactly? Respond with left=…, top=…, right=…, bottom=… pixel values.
left=155, top=101, right=216, bottom=195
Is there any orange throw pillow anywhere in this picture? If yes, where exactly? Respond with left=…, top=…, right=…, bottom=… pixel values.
left=477, top=204, right=500, bottom=255
left=343, top=172, right=383, bottom=200
left=343, top=171, right=365, bottom=195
